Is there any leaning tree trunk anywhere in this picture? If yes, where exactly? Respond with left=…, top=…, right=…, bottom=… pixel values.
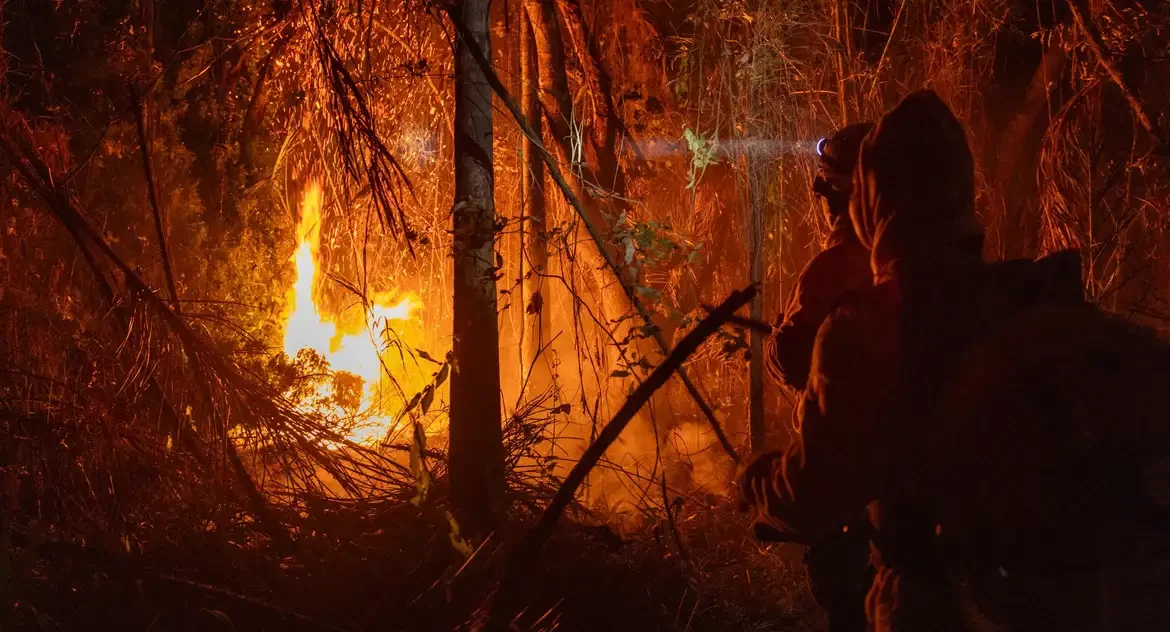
left=521, top=0, right=627, bottom=287
left=520, top=11, right=549, bottom=384
left=449, top=0, right=505, bottom=536
left=522, top=0, right=635, bottom=385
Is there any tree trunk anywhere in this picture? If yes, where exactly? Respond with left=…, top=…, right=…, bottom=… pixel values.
left=832, top=0, right=852, bottom=123
left=993, top=39, right=1068, bottom=258
left=747, top=158, right=766, bottom=450
left=449, top=0, right=505, bottom=536
left=520, top=12, right=549, bottom=382
left=747, top=50, right=767, bottom=451
left=554, top=0, right=623, bottom=190
left=523, top=0, right=636, bottom=379
left=522, top=0, right=625, bottom=282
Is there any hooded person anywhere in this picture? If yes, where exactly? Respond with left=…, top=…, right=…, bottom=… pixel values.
left=741, top=88, right=1167, bottom=631
left=741, top=89, right=986, bottom=632
left=843, top=90, right=1170, bottom=630
left=765, top=122, right=874, bottom=395
left=740, top=90, right=1087, bottom=631
left=763, top=122, right=876, bottom=632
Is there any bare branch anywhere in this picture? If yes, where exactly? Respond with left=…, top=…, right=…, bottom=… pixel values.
left=1066, top=0, right=1168, bottom=153
left=129, top=87, right=181, bottom=311
left=488, top=286, right=757, bottom=629
left=446, top=10, right=742, bottom=466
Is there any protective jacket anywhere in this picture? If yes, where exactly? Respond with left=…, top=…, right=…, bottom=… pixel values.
left=765, top=219, right=871, bottom=394
left=743, top=89, right=1170, bottom=631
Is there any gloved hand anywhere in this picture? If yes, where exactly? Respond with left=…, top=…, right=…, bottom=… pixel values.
left=737, top=451, right=797, bottom=543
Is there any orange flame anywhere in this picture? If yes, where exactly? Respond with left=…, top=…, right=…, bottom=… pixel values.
left=282, top=182, right=419, bottom=446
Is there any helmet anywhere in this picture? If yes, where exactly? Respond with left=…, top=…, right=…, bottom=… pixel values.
left=813, top=122, right=874, bottom=217
left=817, top=122, right=875, bottom=175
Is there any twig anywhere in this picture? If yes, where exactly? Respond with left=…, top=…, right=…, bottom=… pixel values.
left=661, top=469, right=688, bottom=562
left=1066, top=0, right=1167, bottom=153
left=486, top=286, right=756, bottom=630
left=129, top=86, right=181, bottom=311
left=699, top=305, right=772, bottom=333
left=446, top=11, right=742, bottom=466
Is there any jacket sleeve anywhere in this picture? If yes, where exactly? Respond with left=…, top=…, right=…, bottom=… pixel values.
left=765, top=292, right=819, bottom=393
left=766, top=243, right=872, bottom=393
left=745, top=301, right=898, bottom=542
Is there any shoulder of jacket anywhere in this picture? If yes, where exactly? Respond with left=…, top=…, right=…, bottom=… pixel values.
left=799, top=242, right=871, bottom=287
left=815, top=283, right=898, bottom=348
left=831, top=280, right=898, bottom=316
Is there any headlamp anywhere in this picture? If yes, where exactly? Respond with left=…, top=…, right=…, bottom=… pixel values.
left=816, top=137, right=829, bottom=157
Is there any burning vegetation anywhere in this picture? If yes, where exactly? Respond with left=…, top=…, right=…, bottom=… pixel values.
left=1, top=0, right=1170, bottom=630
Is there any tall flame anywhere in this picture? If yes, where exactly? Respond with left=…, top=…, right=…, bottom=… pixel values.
left=282, top=182, right=418, bottom=445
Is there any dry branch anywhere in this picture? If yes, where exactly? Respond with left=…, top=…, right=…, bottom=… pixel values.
left=1066, top=0, right=1167, bottom=153
left=485, top=286, right=756, bottom=630
left=531, top=286, right=754, bottom=547
left=1, top=132, right=295, bottom=551
left=309, top=1, right=417, bottom=247
left=446, top=11, right=742, bottom=466
left=129, top=87, right=181, bottom=311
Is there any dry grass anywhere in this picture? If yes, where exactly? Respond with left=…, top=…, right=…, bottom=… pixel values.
left=2, top=0, right=1170, bottom=628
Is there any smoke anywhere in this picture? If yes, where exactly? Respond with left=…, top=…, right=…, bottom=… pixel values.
left=639, top=137, right=820, bottom=161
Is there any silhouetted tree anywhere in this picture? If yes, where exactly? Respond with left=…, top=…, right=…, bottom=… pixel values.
left=448, top=0, right=505, bottom=535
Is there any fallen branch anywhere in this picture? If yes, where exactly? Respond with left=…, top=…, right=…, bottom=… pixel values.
left=700, top=305, right=772, bottom=333
left=485, top=286, right=756, bottom=630
left=446, top=12, right=742, bottom=466
left=1066, top=0, right=1167, bottom=153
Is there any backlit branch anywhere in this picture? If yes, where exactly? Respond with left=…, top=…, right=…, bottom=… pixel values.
left=446, top=11, right=742, bottom=466
left=1066, top=0, right=1167, bottom=153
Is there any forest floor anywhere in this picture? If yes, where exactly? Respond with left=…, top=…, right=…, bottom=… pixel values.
left=4, top=497, right=822, bottom=632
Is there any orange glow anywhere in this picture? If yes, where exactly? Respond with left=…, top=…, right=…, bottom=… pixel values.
left=282, top=182, right=419, bottom=446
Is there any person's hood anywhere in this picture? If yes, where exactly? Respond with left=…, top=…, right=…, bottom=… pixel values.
left=850, top=90, right=984, bottom=278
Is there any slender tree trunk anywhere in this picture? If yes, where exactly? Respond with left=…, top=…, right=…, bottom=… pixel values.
left=451, top=24, right=742, bottom=463
left=449, top=0, right=505, bottom=536
left=748, top=162, right=766, bottom=450
left=994, top=39, right=1068, bottom=258
left=832, top=0, right=851, bottom=123
left=747, top=48, right=766, bottom=451
left=523, top=0, right=634, bottom=375
left=522, top=0, right=624, bottom=278
left=520, top=12, right=549, bottom=380
left=554, top=0, right=623, bottom=190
